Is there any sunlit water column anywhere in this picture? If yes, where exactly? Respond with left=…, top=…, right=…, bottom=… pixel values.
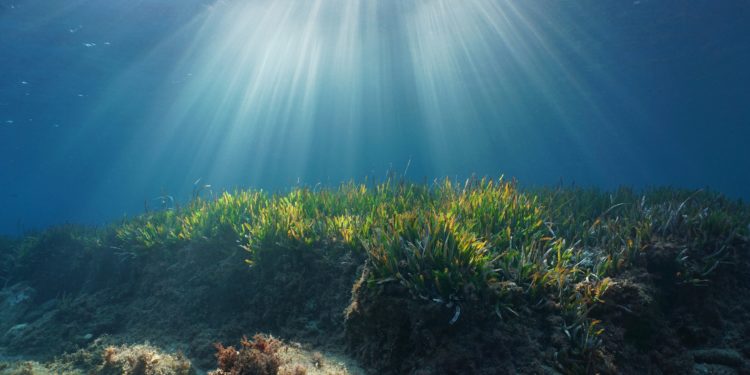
left=104, top=0, right=637, bottom=191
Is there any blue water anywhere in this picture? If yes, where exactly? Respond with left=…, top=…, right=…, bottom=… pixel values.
left=1, top=0, right=749, bottom=235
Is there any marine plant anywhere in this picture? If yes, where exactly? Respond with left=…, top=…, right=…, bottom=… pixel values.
left=87, top=176, right=750, bottom=362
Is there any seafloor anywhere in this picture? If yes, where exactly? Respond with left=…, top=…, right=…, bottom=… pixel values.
left=0, top=178, right=748, bottom=374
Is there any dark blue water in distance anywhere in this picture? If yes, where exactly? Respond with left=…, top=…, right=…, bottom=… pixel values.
left=1, top=0, right=749, bottom=235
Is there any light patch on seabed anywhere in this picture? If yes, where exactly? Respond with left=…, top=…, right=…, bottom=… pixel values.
left=0, top=340, right=367, bottom=375
left=277, top=343, right=367, bottom=375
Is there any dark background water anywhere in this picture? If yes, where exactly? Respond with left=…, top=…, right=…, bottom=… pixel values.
left=1, top=0, right=749, bottom=235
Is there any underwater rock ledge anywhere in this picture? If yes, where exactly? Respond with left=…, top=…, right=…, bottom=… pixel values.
left=0, top=178, right=749, bottom=374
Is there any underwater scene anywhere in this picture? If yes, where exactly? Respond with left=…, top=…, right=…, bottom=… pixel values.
left=1, top=0, right=749, bottom=374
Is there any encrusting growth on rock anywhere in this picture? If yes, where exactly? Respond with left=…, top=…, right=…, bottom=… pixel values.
left=210, top=334, right=282, bottom=375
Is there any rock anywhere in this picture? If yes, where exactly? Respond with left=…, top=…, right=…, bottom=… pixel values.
left=4, top=323, right=28, bottom=338
left=692, top=363, right=737, bottom=375
left=692, top=349, right=745, bottom=368
left=540, top=364, right=564, bottom=375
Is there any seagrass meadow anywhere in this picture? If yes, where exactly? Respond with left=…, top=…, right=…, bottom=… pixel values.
left=1, top=177, right=749, bottom=374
